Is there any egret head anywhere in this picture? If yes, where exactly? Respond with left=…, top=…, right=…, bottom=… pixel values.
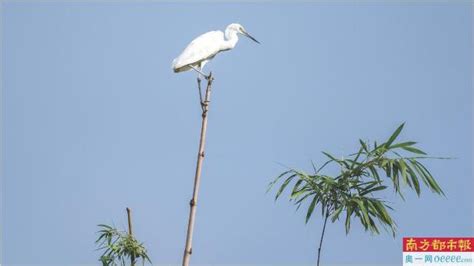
left=227, top=23, right=260, bottom=44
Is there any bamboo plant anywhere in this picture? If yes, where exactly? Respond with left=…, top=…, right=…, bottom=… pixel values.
left=95, top=208, right=152, bottom=266
left=269, top=123, right=446, bottom=266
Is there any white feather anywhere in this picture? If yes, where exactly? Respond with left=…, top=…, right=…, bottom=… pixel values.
left=172, top=31, right=224, bottom=72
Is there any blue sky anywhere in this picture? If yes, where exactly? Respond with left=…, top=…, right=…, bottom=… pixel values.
left=2, top=1, right=472, bottom=265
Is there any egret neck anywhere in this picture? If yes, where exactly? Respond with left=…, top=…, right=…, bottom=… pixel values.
left=223, top=28, right=239, bottom=51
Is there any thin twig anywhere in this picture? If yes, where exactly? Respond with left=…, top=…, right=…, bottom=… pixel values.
left=317, top=208, right=330, bottom=266
left=126, top=208, right=135, bottom=266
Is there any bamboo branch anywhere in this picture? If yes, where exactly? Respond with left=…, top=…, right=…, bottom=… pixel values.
left=182, top=73, right=214, bottom=266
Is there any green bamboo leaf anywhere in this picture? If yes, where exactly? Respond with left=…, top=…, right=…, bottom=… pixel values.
left=373, top=200, right=393, bottom=225
left=410, top=160, right=430, bottom=187
left=385, top=123, right=405, bottom=148
left=359, top=139, right=369, bottom=152
left=402, top=146, right=427, bottom=155
left=368, top=165, right=381, bottom=182
left=354, top=208, right=368, bottom=230
left=398, top=159, right=410, bottom=187
left=305, top=195, right=319, bottom=223
left=291, top=186, right=311, bottom=200
left=354, top=199, right=370, bottom=227
left=367, top=215, right=380, bottom=234
left=360, top=184, right=387, bottom=196
left=274, top=174, right=296, bottom=200
left=345, top=207, right=353, bottom=234
left=391, top=161, right=400, bottom=191
left=350, top=146, right=364, bottom=169
left=389, top=141, right=417, bottom=149
left=267, top=170, right=292, bottom=192
left=322, top=151, right=338, bottom=161
left=413, top=161, right=445, bottom=196
left=331, top=206, right=344, bottom=222
left=405, top=163, right=421, bottom=196
left=316, top=159, right=333, bottom=174
left=295, top=191, right=315, bottom=205
left=354, top=180, right=377, bottom=189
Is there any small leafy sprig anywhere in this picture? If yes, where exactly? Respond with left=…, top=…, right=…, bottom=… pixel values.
left=95, top=224, right=152, bottom=266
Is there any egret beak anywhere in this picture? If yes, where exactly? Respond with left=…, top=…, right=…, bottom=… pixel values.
left=242, top=30, right=260, bottom=44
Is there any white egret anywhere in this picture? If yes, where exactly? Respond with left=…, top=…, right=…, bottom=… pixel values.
left=172, top=23, right=260, bottom=79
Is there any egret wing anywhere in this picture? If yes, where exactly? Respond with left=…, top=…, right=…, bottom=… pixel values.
left=172, top=31, right=224, bottom=71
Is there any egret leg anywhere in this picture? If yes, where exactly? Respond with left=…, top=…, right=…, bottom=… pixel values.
left=190, top=65, right=211, bottom=80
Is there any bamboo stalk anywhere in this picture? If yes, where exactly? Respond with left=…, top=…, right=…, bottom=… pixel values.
left=126, top=207, right=135, bottom=266
left=317, top=208, right=330, bottom=266
left=182, top=73, right=214, bottom=266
